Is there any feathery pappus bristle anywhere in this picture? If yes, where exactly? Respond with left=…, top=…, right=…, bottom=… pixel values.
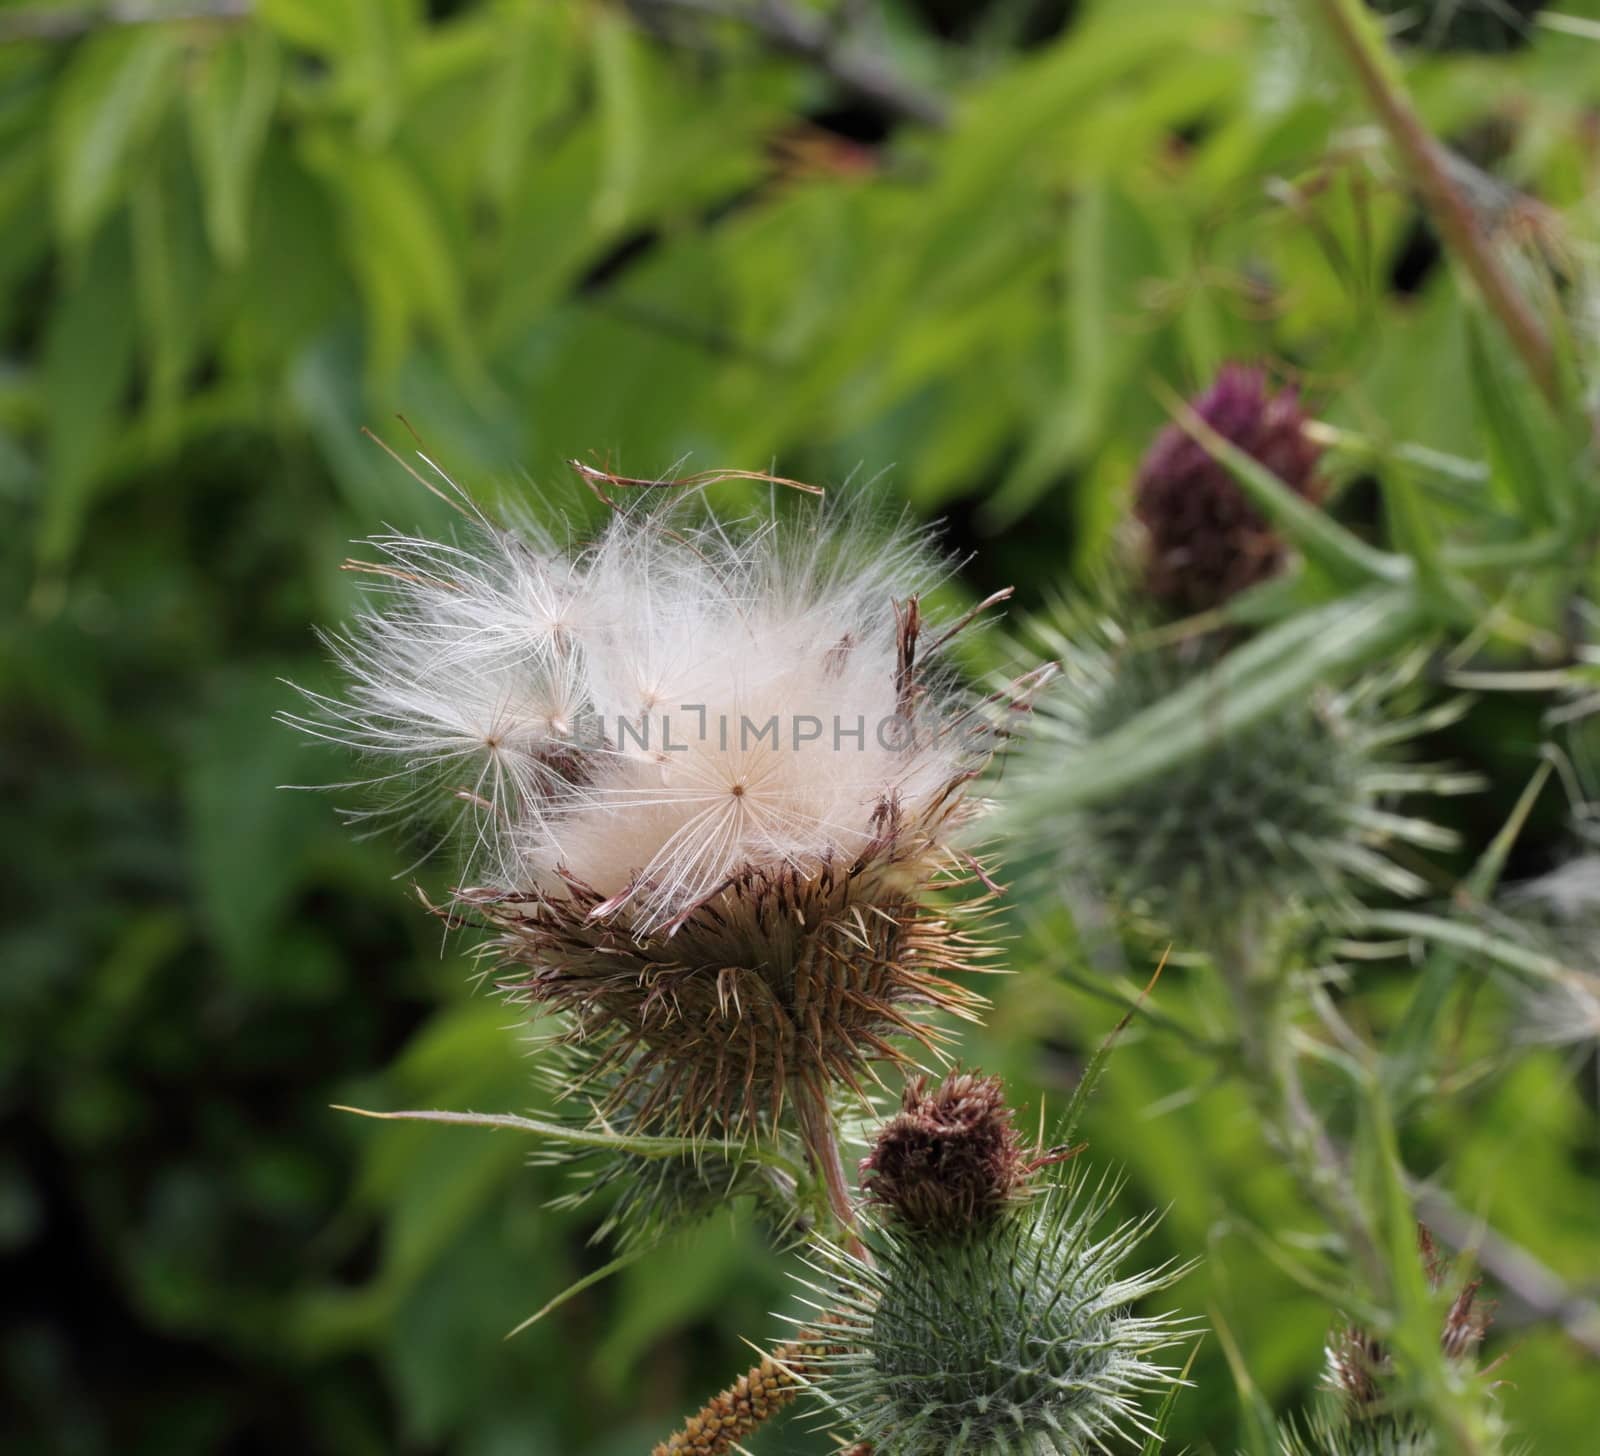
left=288, top=468, right=1030, bottom=1144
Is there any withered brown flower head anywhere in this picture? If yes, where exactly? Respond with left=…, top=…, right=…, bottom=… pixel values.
left=1134, top=364, right=1324, bottom=615
left=1325, top=1225, right=1491, bottom=1417
left=1324, top=1323, right=1393, bottom=1415
left=293, top=480, right=1033, bottom=1143
left=859, top=1071, right=1028, bottom=1237
left=482, top=801, right=996, bottom=1142
left=1421, top=1225, right=1491, bottom=1362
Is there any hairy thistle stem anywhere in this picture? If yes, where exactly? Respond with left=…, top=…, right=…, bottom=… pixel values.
left=1308, top=0, right=1560, bottom=406
left=1218, top=933, right=1384, bottom=1287
left=1220, top=939, right=1495, bottom=1456
left=796, top=1077, right=869, bottom=1260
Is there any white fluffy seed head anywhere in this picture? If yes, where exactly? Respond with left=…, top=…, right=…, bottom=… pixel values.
left=288, top=487, right=989, bottom=935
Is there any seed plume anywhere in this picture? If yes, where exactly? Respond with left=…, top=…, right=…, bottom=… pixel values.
left=289, top=472, right=1028, bottom=1144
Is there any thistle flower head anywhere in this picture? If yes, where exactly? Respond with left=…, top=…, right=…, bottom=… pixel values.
left=289, top=475, right=1020, bottom=1140
left=1134, top=365, right=1323, bottom=616
left=1283, top=1228, right=1497, bottom=1456
left=859, top=1071, right=1029, bottom=1238
left=799, top=1159, right=1191, bottom=1454
left=1366, top=0, right=1547, bottom=53
left=1007, top=622, right=1475, bottom=944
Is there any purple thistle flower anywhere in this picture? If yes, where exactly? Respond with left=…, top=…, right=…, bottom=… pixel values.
left=1134, top=364, right=1324, bottom=615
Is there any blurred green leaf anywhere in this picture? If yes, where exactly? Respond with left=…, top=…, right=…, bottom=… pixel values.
left=0, top=82, right=51, bottom=310
left=50, top=27, right=183, bottom=246
left=588, top=6, right=644, bottom=237
left=258, top=0, right=355, bottom=55
left=184, top=671, right=329, bottom=980
left=1465, top=308, right=1572, bottom=530
left=300, top=133, right=480, bottom=386
left=594, top=1220, right=752, bottom=1388
left=186, top=28, right=282, bottom=266
left=350, top=0, right=419, bottom=148
left=36, top=220, right=137, bottom=571
left=989, top=180, right=1167, bottom=525
left=131, top=138, right=211, bottom=450
left=478, top=3, right=577, bottom=211
left=229, top=138, right=348, bottom=371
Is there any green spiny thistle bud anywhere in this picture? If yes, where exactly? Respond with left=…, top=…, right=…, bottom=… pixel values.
left=1133, top=365, right=1324, bottom=617
left=800, top=1081, right=1191, bottom=1454
left=1280, top=1412, right=1454, bottom=1456
left=1009, top=625, right=1476, bottom=943
left=1366, top=0, right=1547, bottom=53
left=1281, top=1228, right=1499, bottom=1456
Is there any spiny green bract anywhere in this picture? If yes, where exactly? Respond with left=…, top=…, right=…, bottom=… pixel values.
left=1010, top=623, right=1474, bottom=942
left=797, top=1171, right=1190, bottom=1455
left=537, top=1047, right=802, bottom=1250
left=1366, top=0, right=1547, bottom=52
left=1278, top=1403, right=1513, bottom=1456
left=1279, top=1411, right=1449, bottom=1456
left=553, top=1135, right=794, bottom=1251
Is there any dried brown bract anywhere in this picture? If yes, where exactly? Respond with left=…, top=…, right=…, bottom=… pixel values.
left=859, top=1070, right=1027, bottom=1237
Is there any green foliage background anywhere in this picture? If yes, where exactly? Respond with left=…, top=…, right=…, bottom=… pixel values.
left=3, top=0, right=1597, bottom=1451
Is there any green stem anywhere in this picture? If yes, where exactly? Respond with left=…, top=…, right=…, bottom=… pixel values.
left=1219, top=938, right=1494, bottom=1456
left=332, top=1103, right=807, bottom=1179
left=1308, top=0, right=1560, bottom=406
left=796, top=1078, right=867, bottom=1261
left=1217, top=930, right=1386, bottom=1289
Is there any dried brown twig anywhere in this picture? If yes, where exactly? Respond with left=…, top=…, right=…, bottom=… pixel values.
left=1308, top=0, right=1560, bottom=406
left=650, top=1336, right=828, bottom=1456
